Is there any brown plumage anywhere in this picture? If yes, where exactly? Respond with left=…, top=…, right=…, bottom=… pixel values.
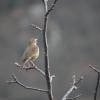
left=22, top=38, right=39, bottom=64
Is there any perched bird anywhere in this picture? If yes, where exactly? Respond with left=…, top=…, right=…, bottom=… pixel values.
left=21, top=37, right=39, bottom=64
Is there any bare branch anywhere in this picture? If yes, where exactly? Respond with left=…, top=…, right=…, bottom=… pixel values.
left=30, top=61, right=46, bottom=77
left=89, top=65, right=100, bottom=73
left=94, top=73, right=100, bottom=100
left=42, top=0, right=48, bottom=12
left=14, top=62, right=22, bottom=67
left=7, top=74, right=48, bottom=93
left=74, top=76, right=84, bottom=86
left=42, top=11, right=53, bottom=100
left=32, top=24, right=42, bottom=31
left=50, top=75, right=56, bottom=83
left=66, top=94, right=81, bottom=100
left=42, top=0, right=59, bottom=100
left=14, top=62, right=45, bottom=77
left=89, top=65, right=100, bottom=100
left=61, top=75, right=83, bottom=100
left=45, top=0, right=59, bottom=16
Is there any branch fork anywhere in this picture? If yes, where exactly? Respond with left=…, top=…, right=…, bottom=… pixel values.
left=89, top=65, right=100, bottom=100
left=14, top=61, right=45, bottom=77
left=7, top=74, right=48, bottom=93
left=61, top=75, right=83, bottom=100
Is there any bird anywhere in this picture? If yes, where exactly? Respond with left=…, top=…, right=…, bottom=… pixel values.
left=21, top=37, right=39, bottom=65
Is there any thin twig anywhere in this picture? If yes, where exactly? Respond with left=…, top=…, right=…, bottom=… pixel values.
left=14, top=62, right=45, bottom=77
left=50, top=75, right=56, bottom=83
left=32, top=24, right=42, bottom=31
left=89, top=65, right=100, bottom=100
left=42, top=0, right=59, bottom=100
left=61, top=75, right=83, bottom=100
left=30, top=61, right=46, bottom=77
left=7, top=74, right=48, bottom=93
left=94, top=73, right=100, bottom=100
left=89, top=65, right=100, bottom=73
left=66, top=94, right=81, bottom=100
left=45, top=0, right=59, bottom=16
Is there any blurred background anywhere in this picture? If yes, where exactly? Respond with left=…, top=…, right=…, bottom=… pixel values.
left=0, top=0, right=100, bottom=100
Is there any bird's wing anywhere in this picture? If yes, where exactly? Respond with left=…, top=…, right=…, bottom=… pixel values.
left=31, top=45, right=39, bottom=60
left=21, top=47, right=31, bottom=63
left=22, top=45, right=39, bottom=63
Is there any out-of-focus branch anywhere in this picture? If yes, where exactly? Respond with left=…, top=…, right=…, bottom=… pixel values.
left=89, top=65, right=100, bottom=73
left=61, top=75, right=83, bottom=100
left=32, top=24, right=42, bottom=31
left=41, top=0, right=48, bottom=12
left=7, top=74, right=48, bottom=93
left=66, top=94, right=81, bottom=100
left=42, top=0, right=59, bottom=100
left=45, top=0, right=59, bottom=16
left=94, top=73, right=100, bottom=100
left=89, top=65, right=100, bottom=100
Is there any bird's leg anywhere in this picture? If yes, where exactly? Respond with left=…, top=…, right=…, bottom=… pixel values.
left=23, top=57, right=32, bottom=68
left=29, top=60, right=36, bottom=68
left=29, top=60, right=45, bottom=76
